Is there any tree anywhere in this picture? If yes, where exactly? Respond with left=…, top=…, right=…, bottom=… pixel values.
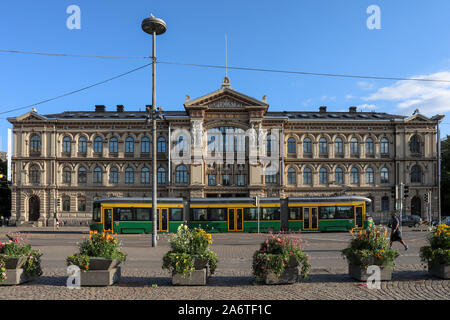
left=0, top=159, right=11, bottom=219
left=441, top=135, right=450, bottom=217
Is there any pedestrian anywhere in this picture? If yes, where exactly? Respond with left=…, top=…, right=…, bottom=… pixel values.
left=56, top=219, right=60, bottom=230
left=389, top=213, right=408, bottom=250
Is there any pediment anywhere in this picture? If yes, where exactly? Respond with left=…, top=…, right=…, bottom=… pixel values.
left=405, top=113, right=430, bottom=122
left=15, top=112, right=47, bottom=122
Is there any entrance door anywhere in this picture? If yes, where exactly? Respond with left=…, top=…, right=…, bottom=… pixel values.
left=228, top=208, right=235, bottom=231
left=103, top=208, right=113, bottom=232
left=236, top=208, right=243, bottom=231
left=227, top=208, right=244, bottom=231
left=158, top=208, right=169, bottom=232
left=355, top=206, right=364, bottom=228
left=29, top=196, right=40, bottom=221
left=303, top=207, right=318, bottom=231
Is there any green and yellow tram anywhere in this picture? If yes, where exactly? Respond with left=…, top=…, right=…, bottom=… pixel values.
left=287, top=196, right=373, bottom=232
left=91, top=197, right=185, bottom=234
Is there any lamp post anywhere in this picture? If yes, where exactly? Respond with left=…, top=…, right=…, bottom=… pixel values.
left=142, top=14, right=167, bottom=247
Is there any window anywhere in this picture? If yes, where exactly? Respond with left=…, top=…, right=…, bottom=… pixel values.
left=62, top=167, right=71, bottom=184
left=78, top=167, right=87, bottom=183
left=265, top=166, right=277, bottom=184
left=109, top=137, right=118, bottom=153
left=157, top=167, right=166, bottom=184
left=366, top=138, right=374, bottom=154
left=125, top=137, right=134, bottom=153
left=411, top=165, right=422, bottom=183
left=77, top=197, right=86, bottom=212
left=136, top=208, right=151, bottom=221
left=141, top=167, right=150, bottom=184
left=381, top=196, right=389, bottom=212
left=157, top=137, right=166, bottom=153
left=114, top=207, right=133, bottom=221
left=350, top=138, right=358, bottom=154
left=208, top=174, right=216, bottom=186
left=335, top=167, right=343, bottom=184
left=176, top=165, right=188, bottom=183
left=303, top=138, right=312, bottom=153
left=287, top=138, right=296, bottom=154
left=319, top=168, right=328, bottom=184
left=261, top=207, right=280, bottom=220
left=29, top=166, right=40, bottom=184
left=94, top=137, right=103, bottom=153
left=381, top=138, right=389, bottom=154
left=176, top=136, right=185, bottom=153
left=62, top=196, right=70, bottom=212
left=319, top=206, right=336, bottom=219
left=141, top=137, right=150, bottom=153
left=287, top=168, right=296, bottom=184
left=319, top=138, right=327, bottom=154
left=208, top=208, right=226, bottom=221
left=62, top=136, right=71, bottom=153
left=350, top=168, right=359, bottom=184
left=222, top=174, right=231, bottom=186
left=303, top=168, right=312, bottom=184
left=93, top=167, right=102, bottom=184
left=237, top=174, right=245, bottom=186
left=366, top=168, right=374, bottom=184
left=244, top=208, right=259, bottom=220
left=192, top=208, right=207, bottom=221
left=125, top=167, right=134, bottom=184
left=170, top=208, right=183, bottom=221
left=266, top=135, right=276, bottom=153
left=381, top=168, right=389, bottom=183
left=78, top=136, right=87, bottom=153
left=30, top=135, right=41, bottom=153
left=335, top=206, right=354, bottom=219
left=109, top=167, right=118, bottom=184
left=289, top=207, right=302, bottom=220
left=335, top=138, right=343, bottom=154
left=410, top=135, right=421, bottom=153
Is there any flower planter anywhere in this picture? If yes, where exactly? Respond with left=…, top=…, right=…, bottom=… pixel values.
left=79, top=267, right=121, bottom=286
left=428, top=263, right=450, bottom=279
left=0, top=268, right=36, bottom=286
left=193, top=258, right=208, bottom=270
left=348, top=264, right=393, bottom=281
left=4, top=256, right=27, bottom=269
left=172, top=268, right=207, bottom=286
left=264, top=267, right=299, bottom=285
left=88, top=258, right=121, bottom=270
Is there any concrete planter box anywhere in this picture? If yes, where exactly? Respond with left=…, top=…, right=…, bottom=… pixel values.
left=79, top=267, right=121, bottom=286
left=4, top=257, right=27, bottom=269
left=88, top=258, right=121, bottom=270
left=428, top=263, right=450, bottom=279
left=348, top=264, right=393, bottom=281
left=264, top=267, right=299, bottom=285
left=172, top=268, right=207, bottom=286
left=0, top=269, right=36, bottom=286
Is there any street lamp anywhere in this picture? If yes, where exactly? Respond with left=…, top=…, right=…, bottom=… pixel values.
left=142, top=14, right=167, bottom=247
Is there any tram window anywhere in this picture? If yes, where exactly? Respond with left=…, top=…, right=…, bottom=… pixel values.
left=192, top=209, right=207, bottom=221
left=208, top=208, right=226, bottom=221
left=335, top=206, right=354, bottom=219
left=319, top=206, right=336, bottom=219
left=244, top=208, right=258, bottom=220
left=261, top=207, right=280, bottom=220
left=114, top=208, right=133, bottom=221
left=135, top=208, right=151, bottom=221
left=289, top=207, right=301, bottom=220
left=170, top=208, right=183, bottom=221
left=93, top=204, right=101, bottom=222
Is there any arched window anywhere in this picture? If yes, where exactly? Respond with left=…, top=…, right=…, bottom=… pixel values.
left=109, top=167, right=118, bottom=184
left=157, top=137, right=166, bottom=153
left=287, top=168, right=296, bottom=184
left=94, top=137, right=103, bottom=153
left=335, top=138, right=343, bottom=154
left=350, top=138, right=359, bottom=154
left=303, top=138, right=312, bottom=153
left=78, top=196, right=86, bottom=212
left=411, top=165, right=422, bottom=183
left=109, top=137, right=118, bottom=153
left=141, top=137, right=150, bottom=153
left=125, top=167, right=134, bottom=184
left=381, top=196, right=389, bottom=212
left=350, top=168, right=359, bottom=184
left=157, top=167, right=166, bottom=184
left=30, top=135, right=41, bottom=154
left=141, top=167, right=150, bottom=184
left=366, top=168, right=374, bottom=184
left=62, top=167, right=71, bottom=184
left=380, top=167, right=389, bottom=184
left=335, top=167, right=343, bottom=184
left=410, top=135, right=421, bottom=154
left=93, top=167, right=102, bottom=184
left=125, top=137, right=134, bottom=153
left=176, top=165, right=188, bottom=183
left=287, top=138, right=296, bottom=154
left=63, top=136, right=71, bottom=153
left=303, top=167, right=312, bottom=185
left=381, top=138, right=389, bottom=154
left=78, top=167, right=87, bottom=183
left=366, top=138, right=374, bottom=154
left=319, top=168, right=328, bottom=184
left=319, top=138, right=327, bottom=154
left=78, top=136, right=87, bottom=153
left=62, top=196, right=70, bottom=212
left=176, top=136, right=185, bottom=153
left=29, top=165, right=40, bottom=184
left=265, top=165, right=277, bottom=184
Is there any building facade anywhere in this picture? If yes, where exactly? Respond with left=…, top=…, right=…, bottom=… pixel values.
left=8, top=78, right=444, bottom=226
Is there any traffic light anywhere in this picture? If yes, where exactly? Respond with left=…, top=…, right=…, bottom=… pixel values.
left=391, top=185, right=398, bottom=199
left=403, top=186, right=409, bottom=199
left=424, top=193, right=429, bottom=203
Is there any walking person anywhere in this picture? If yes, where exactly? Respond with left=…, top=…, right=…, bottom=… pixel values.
left=389, top=213, right=408, bottom=250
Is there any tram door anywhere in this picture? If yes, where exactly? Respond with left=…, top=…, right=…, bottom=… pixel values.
left=303, top=207, right=318, bottom=231
left=228, top=208, right=244, bottom=231
left=103, top=208, right=113, bottom=232
left=355, top=206, right=364, bottom=229
left=157, top=208, right=169, bottom=232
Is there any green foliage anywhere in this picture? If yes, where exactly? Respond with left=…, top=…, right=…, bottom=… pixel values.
left=252, top=233, right=311, bottom=280
left=162, top=225, right=218, bottom=277
left=66, top=254, right=90, bottom=271
left=420, top=224, right=450, bottom=266
left=342, top=227, right=399, bottom=268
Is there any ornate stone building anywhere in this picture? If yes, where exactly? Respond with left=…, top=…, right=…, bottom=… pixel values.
left=7, top=78, right=444, bottom=225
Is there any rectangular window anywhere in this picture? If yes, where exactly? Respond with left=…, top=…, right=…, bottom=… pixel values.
left=237, top=174, right=245, bottom=186
left=244, top=208, right=258, bottom=220
left=289, top=207, right=302, bottom=220
left=335, top=206, right=354, bottom=219
left=93, top=203, right=101, bottom=222
left=191, top=208, right=208, bottom=221
left=135, top=208, right=150, bottom=221
left=318, top=206, right=336, bottom=219
left=208, top=208, right=226, bottom=221
left=222, top=174, right=231, bottom=186
left=169, top=208, right=183, bottom=221
left=114, top=207, right=133, bottom=221
left=260, top=207, right=280, bottom=220
left=208, top=174, right=216, bottom=186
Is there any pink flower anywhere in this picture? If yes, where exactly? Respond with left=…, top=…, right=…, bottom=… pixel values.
left=267, top=257, right=270, bottom=261
left=14, top=238, right=19, bottom=243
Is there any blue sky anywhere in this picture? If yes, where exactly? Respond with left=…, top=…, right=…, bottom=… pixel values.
left=1, top=0, right=450, bottom=151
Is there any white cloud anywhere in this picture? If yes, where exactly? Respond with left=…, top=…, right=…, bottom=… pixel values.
left=345, top=94, right=354, bottom=100
left=357, top=81, right=376, bottom=91
left=363, top=71, right=450, bottom=116
left=357, top=104, right=378, bottom=111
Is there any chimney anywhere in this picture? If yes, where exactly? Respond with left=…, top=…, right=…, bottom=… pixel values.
left=319, top=106, right=327, bottom=113
left=349, top=106, right=357, bottom=113
left=95, top=105, right=106, bottom=112
left=117, top=105, right=124, bottom=112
